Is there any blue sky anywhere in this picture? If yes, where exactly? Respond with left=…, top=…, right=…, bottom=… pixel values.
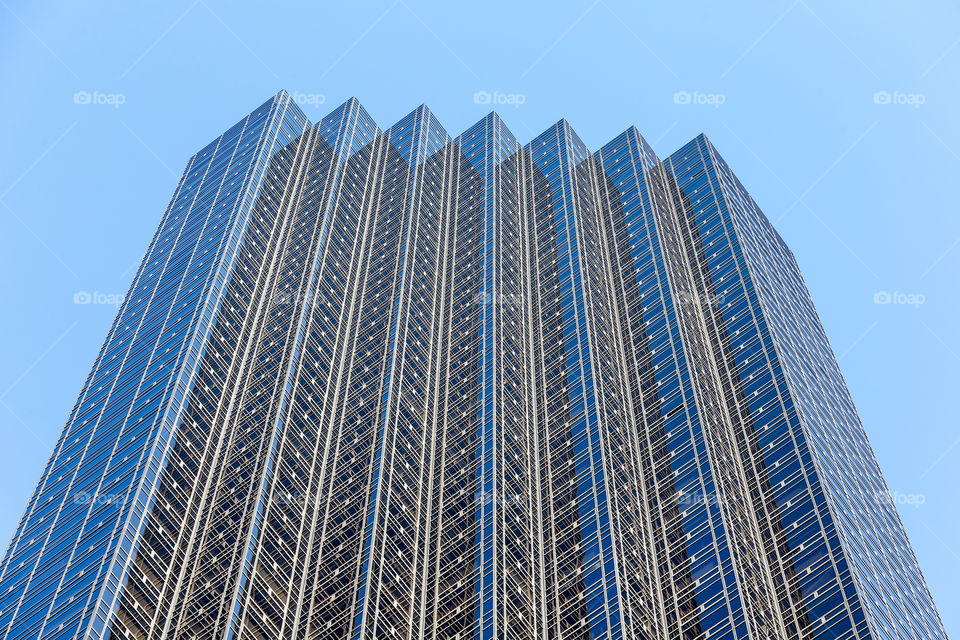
left=1, top=0, right=957, bottom=634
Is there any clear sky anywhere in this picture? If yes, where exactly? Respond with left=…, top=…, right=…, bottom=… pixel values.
left=1, top=0, right=957, bottom=634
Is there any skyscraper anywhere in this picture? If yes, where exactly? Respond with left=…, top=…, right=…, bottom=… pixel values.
left=0, top=91, right=945, bottom=640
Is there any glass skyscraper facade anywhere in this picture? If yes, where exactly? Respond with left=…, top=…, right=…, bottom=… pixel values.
left=0, top=91, right=945, bottom=640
